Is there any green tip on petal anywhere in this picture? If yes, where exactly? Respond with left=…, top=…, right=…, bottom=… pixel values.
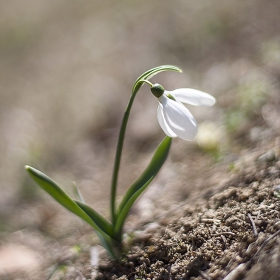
left=166, top=93, right=176, bottom=101
left=151, top=83, right=165, bottom=98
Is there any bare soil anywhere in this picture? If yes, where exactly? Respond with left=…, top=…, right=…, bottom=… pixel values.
left=94, top=145, right=280, bottom=280
left=1, top=1, right=280, bottom=280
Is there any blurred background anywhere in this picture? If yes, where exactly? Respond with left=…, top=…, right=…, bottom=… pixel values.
left=0, top=0, right=280, bottom=277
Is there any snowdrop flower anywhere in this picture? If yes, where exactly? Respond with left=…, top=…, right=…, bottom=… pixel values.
left=150, top=83, right=215, bottom=140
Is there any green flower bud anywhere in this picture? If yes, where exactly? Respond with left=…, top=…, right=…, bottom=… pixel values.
left=166, top=93, right=176, bottom=101
left=151, top=83, right=165, bottom=98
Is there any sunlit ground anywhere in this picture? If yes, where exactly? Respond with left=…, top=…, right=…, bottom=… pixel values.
left=0, top=0, right=280, bottom=277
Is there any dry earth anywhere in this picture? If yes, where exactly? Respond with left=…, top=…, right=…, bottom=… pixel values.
left=41, top=115, right=280, bottom=280
left=94, top=142, right=280, bottom=280
left=1, top=1, right=280, bottom=280
left=15, top=120, right=279, bottom=280
left=2, top=145, right=280, bottom=280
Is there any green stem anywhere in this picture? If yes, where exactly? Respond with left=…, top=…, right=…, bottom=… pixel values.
left=110, top=65, right=181, bottom=228
left=110, top=89, right=139, bottom=224
left=140, top=79, right=153, bottom=87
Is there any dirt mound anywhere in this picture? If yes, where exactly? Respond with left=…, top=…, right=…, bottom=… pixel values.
left=93, top=146, right=280, bottom=279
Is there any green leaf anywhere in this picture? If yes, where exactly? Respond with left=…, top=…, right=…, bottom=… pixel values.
left=96, top=231, right=120, bottom=259
left=110, top=65, right=181, bottom=225
left=115, top=136, right=172, bottom=235
left=25, top=166, right=111, bottom=238
left=72, top=181, right=85, bottom=203
left=75, top=200, right=115, bottom=240
left=132, top=65, right=182, bottom=95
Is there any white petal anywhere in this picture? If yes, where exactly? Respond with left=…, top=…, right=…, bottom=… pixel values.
left=159, top=95, right=198, bottom=140
left=157, top=103, right=177, bottom=137
left=169, top=88, right=216, bottom=106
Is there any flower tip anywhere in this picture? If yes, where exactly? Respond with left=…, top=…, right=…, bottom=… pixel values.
left=210, top=95, right=216, bottom=106
left=180, top=128, right=198, bottom=141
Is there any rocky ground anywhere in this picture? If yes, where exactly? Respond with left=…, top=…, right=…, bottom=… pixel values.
left=1, top=1, right=280, bottom=279
left=94, top=142, right=280, bottom=279
left=48, top=121, right=280, bottom=280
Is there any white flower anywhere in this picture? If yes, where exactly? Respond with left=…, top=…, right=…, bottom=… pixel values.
left=151, top=84, right=216, bottom=140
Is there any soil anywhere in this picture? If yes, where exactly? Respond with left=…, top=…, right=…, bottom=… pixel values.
left=61, top=137, right=279, bottom=280
left=1, top=1, right=280, bottom=280
left=19, top=130, right=279, bottom=280
left=94, top=147, right=280, bottom=280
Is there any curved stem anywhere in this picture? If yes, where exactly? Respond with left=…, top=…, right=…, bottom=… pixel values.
left=110, top=66, right=182, bottom=227
left=140, top=79, right=153, bottom=87
left=110, top=90, right=138, bottom=224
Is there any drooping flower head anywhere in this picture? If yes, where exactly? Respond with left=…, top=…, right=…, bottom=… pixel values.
left=150, top=83, right=215, bottom=140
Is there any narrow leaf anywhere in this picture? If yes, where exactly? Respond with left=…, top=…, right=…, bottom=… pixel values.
left=115, top=136, right=172, bottom=234
left=96, top=232, right=119, bottom=259
left=75, top=200, right=115, bottom=240
left=110, top=65, right=181, bottom=224
left=72, top=181, right=85, bottom=203
left=25, top=166, right=111, bottom=238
